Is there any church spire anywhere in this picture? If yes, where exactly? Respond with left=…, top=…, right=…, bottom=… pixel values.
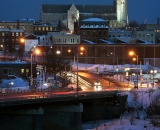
left=116, top=0, right=128, bottom=25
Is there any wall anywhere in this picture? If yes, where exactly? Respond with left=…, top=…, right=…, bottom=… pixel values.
left=0, top=95, right=127, bottom=130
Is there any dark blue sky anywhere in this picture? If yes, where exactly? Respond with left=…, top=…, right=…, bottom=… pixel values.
left=0, top=0, right=159, bottom=24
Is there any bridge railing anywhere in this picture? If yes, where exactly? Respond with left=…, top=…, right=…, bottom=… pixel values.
left=0, top=87, right=74, bottom=94
left=0, top=91, right=117, bottom=107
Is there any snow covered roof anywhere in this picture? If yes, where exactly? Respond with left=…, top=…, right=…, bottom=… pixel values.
left=80, top=25, right=108, bottom=29
left=10, top=29, right=24, bottom=32
left=0, top=61, right=30, bottom=65
left=81, top=18, right=107, bottom=22
left=0, top=28, right=10, bottom=31
left=99, top=39, right=114, bottom=44
left=116, top=38, right=130, bottom=44
left=137, top=39, right=152, bottom=44
left=82, top=39, right=96, bottom=44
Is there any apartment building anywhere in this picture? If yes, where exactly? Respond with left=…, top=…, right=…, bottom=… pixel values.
left=0, top=19, right=34, bottom=34
left=0, top=28, right=25, bottom=51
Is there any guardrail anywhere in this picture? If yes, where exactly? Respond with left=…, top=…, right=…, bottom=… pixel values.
left=0, top=91, right=117, bottom=108
left=0, top=87, right=73, bottom=94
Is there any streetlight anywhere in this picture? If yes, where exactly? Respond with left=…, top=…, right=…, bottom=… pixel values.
left=150, top=69, right=157, bottom=88
left=129, top=51, right=139, bottom=89
left=68, top=49, right=79, bottom=96
left=30, top=49, right=40, bottom=86
left=68, top=47, right=85, bottom=96
left=56, top=47, right=85, bottom=96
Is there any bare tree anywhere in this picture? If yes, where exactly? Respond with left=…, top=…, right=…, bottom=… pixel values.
left=42, top=49, right=71, bottom=88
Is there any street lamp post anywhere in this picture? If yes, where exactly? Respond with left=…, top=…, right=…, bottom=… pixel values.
left=56, top=47, right=84, bottom=96
left=150, top=70, right=157, bottom=88
left=129, top=51, right=139, bottom=89
left=30, top=49, right=40, bottom=87
left=68, top=49, right=79, bottom=96
left=136, top=55, right=138, bottom=88
left=68, top=47, right=85, bottom=96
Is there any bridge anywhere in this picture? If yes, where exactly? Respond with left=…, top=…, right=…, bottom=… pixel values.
left=0, top=68, right=131, bottom=130
left=0, top=90, right=127, bottom=130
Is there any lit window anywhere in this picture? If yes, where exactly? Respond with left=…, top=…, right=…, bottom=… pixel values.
left=38, top=27, right=41, bottom=31
left=26, top=69, right=29, bottom=76
left=20, top=33, right=23, bottom=36
left=21, top=69, right=24, bottom=74
left=12, top=33, right=14, bottom=36
left=16, top=33, right=18, bottom=36
left=26, top=69, right=29, bottom=73
left=2, top=32, right=5, bottom=36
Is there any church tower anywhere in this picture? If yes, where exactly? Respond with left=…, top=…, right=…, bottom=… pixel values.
left=116, top=0, right=128, bottom=25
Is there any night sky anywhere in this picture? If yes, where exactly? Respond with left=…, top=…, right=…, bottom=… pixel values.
left=0, top=0, right=159, bottom=24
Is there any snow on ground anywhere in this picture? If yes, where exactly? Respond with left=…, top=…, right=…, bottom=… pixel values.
left=0, top=63, right=160, bottom=129
left=83, top=118, right=160, bottom=130
left=78, top=63, right=160, bottom=130
left=83, top=85, right=160, bottom=130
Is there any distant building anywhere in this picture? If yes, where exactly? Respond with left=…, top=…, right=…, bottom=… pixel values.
left=40, top=0, right=128, bottom=31
left=0, top=19, right=35, bottom=34
left=49, top=31, right=80, bottom=44
left=139, top=24, right=160, bottom=43
left=0, top=61, right=36, bottom=79
left=108, top=30, right=133, bottom=43
left=0, top=28, right=25, bottom=52
left=24, top=34, right=38, bottom=52
left=33, top=23, right=58, bottom=35
left=80, top=18, right=109, bottom=44
left=136, top=30, right=155, bottom=44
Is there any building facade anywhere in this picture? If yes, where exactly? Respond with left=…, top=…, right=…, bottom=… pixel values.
left=0, top=61, right=36, bottom=79
left=35, top=44, right=160, bottom=68
left=0, top=28, right=25, bottom=52
left=140, top=24, right=160, bottom=43
left=40, top=0, right=128, bottom=31
left=80, top=18, right=109, bottom=43
left=0, top=19, right=34, bottom=34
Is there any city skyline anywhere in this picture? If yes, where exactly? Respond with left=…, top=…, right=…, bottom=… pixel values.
left=0, top=0, right=159, bottom=24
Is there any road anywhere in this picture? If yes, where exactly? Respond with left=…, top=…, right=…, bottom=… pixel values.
left=0, top=71, right=134, bottom=101
left=78, top=71, right=134, bottom=91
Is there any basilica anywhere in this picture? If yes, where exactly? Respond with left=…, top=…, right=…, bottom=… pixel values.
left=40, top=0, right=128, bottom=31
